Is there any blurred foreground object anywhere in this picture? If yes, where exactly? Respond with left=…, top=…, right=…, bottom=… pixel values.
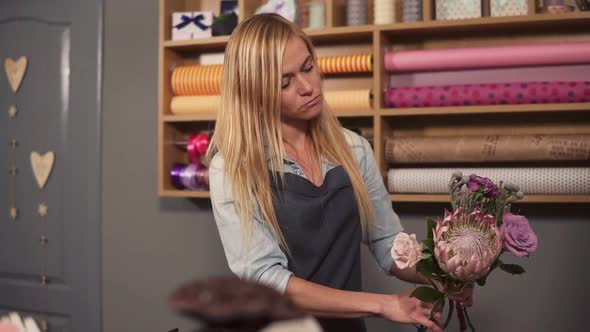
left=169, top=277, right=322, bottom=332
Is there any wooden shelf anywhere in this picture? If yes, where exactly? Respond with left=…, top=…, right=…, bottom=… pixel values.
left=161, top=190, right=211, bottom=198
left=162, top=113, right=217, bottom=122
left=390, top=194, right=590, bottom=203
left=158, top=0, right=590, bottom=202
left=380, top=11, right=590, bottom=36
left=162, top=192, right=590, bottom=203
left=379, top=103, right=590, bottom=117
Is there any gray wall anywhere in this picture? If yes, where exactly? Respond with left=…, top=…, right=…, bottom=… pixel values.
left=101, top=1, right=590, bottom=331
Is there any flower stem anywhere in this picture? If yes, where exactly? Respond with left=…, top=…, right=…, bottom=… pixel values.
left=464, top=307, right=476, bottom=332
left=456, top=302, right=467, bottom=332
left=444, top=299, right=454, bottom=329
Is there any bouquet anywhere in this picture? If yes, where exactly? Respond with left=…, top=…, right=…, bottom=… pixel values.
left=391, top=172, right=538, bottom=331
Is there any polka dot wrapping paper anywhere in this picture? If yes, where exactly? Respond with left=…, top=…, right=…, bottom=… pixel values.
left=384, top=81, right=590, bottom=108
left=387, top=167, right=590, bottom=194
left=435, top=0, right=482, bottom=20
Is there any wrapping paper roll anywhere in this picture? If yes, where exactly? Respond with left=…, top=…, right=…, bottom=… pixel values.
left=384, top=42, right=590, bottom=72
left=402, top=0, right=422, bottom=22
left=171, top=64, right=223, bottom=96
left=374, top=0, right=399, bottom=25
left=346, top=0, right=368, bottom=25
left=387, top=167, right=590, bottom=194
left=324, top=89, right=372, bottom=111
left=317, top=54, right=372, bottom=74
left=384, top=81, right=590, bottom=108
left=170, top=95, right=221, bottom=114
left=385, top=135, right=590, bottom=164
left=435, top=0, right=482, bottom=20
left=308, top=1, right=326, bottom=29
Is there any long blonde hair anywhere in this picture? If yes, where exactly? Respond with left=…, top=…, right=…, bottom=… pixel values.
left=206, top=13, right=374, bottom=250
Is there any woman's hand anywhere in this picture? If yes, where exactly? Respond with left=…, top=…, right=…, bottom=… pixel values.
left=381, top=288, right=443, bottom=332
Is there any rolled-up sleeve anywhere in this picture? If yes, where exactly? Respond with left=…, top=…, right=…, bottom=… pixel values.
left=209, top=154, right=294, bottom=294
left=346, top=131, right=404, bottom=274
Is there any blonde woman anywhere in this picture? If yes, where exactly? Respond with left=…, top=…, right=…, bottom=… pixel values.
left=207, top=13, right=466, bottom=332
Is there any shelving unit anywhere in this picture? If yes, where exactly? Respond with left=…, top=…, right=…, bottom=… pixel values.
left=158, top=0, right=590, bottom=203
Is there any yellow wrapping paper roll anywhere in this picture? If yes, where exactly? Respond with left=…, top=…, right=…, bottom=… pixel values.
left=170, top=96, right=221, bottom=114
left=324, top=89, right=372, bottom=111
left=317, top=54, right=372, bottom=74
left=171, top=65, right=223, bottom=96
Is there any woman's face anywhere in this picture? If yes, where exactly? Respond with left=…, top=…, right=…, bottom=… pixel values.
left=280, top=36, right=322, bottom=124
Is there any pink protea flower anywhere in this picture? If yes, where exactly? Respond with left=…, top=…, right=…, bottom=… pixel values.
left=434, top=208, right=502, bottom=281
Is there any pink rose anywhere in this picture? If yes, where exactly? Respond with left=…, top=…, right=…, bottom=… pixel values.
left=0, top=323, right=19, bottom=332
left=392, top=232, right=422, bottom=269
left=501, top=212, right=538, bottom=257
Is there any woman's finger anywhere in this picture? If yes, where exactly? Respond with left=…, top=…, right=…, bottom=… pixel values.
left=415, top=316, right=443, bottom=332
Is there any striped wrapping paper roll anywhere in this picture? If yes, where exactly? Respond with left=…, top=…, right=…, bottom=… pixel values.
left=170, top=95, right=221, bottom=114
left=171, top=64, right=223, bottom=96
left=325, top=89, right=372, bottom=111
left=387, top=167, right=590, bottom=194
left=346, top=0, right=368, bottom=25
left=384, top=81, right=590, bottom=108
left=374, top=0, right=399, bottom=25
left=385, top=135, right=590, bottom=164
left=384, top=42, right=590, bottom=72
left=317, top=54, right=372, bottom=74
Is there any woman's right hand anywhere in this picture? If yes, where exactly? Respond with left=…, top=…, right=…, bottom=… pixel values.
left=381, top=288, right=443, bottom=332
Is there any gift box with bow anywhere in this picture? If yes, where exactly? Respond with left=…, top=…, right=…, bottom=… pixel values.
left=172, top=11, right=213, bottom=40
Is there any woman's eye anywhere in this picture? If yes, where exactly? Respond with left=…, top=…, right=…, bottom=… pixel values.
left=303, top=65, right=313, bottom=72
left=282, top=80, right=291, bottom=89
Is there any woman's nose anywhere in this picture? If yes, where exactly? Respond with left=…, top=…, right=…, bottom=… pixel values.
left=296, top=75, right=313, bottom=95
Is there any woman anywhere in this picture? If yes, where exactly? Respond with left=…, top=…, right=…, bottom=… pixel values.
left=207, top=13, right=466, bottom=332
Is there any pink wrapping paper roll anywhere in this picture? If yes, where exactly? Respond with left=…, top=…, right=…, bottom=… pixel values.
left=384, top=81, right=590, bottom=108
left=384, top=42, right=590, bottom=72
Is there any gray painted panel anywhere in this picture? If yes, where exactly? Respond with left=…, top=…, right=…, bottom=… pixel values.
left=0, top=19, right=68, bottom=283
left=0, top=0, right=102, bottom=331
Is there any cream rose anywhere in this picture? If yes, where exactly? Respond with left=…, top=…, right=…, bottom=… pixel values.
left=391, top=232, right=422, bottom=269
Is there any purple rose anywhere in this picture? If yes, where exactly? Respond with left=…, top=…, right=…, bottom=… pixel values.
left=468, top=174, right=499, bottom=198
left=501, top=212, right=538, bottom=257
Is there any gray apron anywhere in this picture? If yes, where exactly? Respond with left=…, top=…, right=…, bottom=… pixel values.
left=271, top=166, right=366, bottom=332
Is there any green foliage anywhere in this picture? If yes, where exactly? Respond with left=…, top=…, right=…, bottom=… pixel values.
left=427, top=218, right=437, bottom=239
left=500, top=263, right=526, bottom=275
left=411, top=286, right=445, bottom=303
left=416, top=256, right=436, bottom=278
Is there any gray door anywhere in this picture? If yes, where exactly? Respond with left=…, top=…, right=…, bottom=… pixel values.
left=0, top=1, right=101, bottom=331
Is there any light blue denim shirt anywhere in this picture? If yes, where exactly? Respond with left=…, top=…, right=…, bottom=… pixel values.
left=209, top=128, right=404, bottom=294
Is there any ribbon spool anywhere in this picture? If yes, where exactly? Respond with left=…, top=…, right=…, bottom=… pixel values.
left=170, top=163, right=210, bottom=190
left=186, top=132, right=211, bottom=166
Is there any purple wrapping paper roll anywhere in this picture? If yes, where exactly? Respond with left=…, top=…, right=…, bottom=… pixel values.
left=384, top=42, right=590, bottom=72
left=384, top=81, right=590, bottom=108
left=170, top=163, right=209, bottom=190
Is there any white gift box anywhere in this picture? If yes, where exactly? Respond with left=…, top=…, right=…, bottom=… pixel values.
left=491, top=0, right=528, bottom=17
left=436, top=0, right=482, bottom=20
left=172, top=11, right=213, bottom=40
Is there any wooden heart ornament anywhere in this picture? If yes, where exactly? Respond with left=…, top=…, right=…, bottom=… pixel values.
left=30, top=151, right=55, bottom=189
left=4, top=56, right=28, bottom=93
